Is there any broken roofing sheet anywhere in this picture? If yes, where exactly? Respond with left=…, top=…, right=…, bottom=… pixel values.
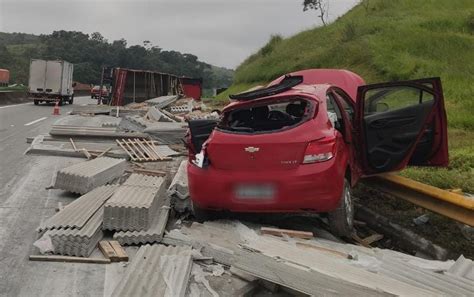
left=163, top=221, right=474, bottom=297
left=112, top=244, right=193, bottom=297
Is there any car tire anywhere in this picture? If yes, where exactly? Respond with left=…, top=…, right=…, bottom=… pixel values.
left=34, top=100, right=39, bottom=105
left=58, top=99, right=63, bottom=106
left=328, top=178, right=354, bottom=238
left=192, top=203, right=215, bottom=223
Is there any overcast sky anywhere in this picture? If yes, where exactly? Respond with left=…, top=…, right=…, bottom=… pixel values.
left=0, top=0, right=358, bottom=68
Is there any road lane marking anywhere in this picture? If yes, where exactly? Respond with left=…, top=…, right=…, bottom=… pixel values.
left=24, top=117, right=48, bottom=126
left=0, top=103, right=31, bottom=109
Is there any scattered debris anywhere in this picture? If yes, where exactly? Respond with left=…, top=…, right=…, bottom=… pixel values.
left=356, top=203, right=449, bottom=260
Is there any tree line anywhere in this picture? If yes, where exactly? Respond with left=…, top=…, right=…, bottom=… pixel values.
left=0, top=31, right=233, bottom=89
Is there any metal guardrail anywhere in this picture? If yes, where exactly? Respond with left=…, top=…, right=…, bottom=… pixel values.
left=363, top=174, right=474, bottom=227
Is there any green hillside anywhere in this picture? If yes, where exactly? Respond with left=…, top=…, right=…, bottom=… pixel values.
left=221, top=0, right=474, bottom=129
left=219, top=0, right=474, bottom=192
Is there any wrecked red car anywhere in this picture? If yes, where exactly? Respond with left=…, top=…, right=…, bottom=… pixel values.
left=186, top=69, right=448, bottom=236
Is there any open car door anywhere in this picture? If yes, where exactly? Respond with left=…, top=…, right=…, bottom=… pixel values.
left=355, top=77, right=448, bottom=175
left=187, top=120, right=218, bottom=154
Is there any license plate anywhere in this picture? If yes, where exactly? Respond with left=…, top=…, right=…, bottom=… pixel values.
left=235, top=184, right=275, bottom=199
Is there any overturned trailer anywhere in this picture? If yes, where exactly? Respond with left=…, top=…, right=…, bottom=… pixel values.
left=109, top=68, right=202, bottom=106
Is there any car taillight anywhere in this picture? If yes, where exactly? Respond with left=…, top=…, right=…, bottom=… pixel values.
left=302, top=137, right=336, bottom=164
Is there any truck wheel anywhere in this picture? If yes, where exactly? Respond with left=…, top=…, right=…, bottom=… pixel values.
left=69, top=96, right=74, bottom=104
left=58, top=99, right=63, bottom=106
left=328, top=178, right=354, bottom=238
left=34, top=100, right=39, bottom=105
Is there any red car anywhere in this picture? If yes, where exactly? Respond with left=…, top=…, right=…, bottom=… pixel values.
left=187, top=69, right=448, bottom=237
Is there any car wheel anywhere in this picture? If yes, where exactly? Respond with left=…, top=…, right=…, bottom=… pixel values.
left=58, top=99, right=63, bottom=106
left=328, top=178, right=354, bottom=238
left=192, top=203, right=215, bottom=223
left=34, top=100, right=39, bottom=105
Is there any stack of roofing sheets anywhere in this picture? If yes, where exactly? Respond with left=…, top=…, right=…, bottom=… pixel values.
left=113, top=203, right=170, bottom=245
left=111, top=244, right=193, bottom=297
left=44, top=208, right=105, bottom=257
left=103, top=174, right=166, bottom=231
left=54, top=157, right=127, bottom=194
left=39, top=185, right=118, bottom=257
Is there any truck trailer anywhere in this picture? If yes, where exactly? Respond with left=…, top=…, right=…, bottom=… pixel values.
left=28, top=59, right=74, bottom=105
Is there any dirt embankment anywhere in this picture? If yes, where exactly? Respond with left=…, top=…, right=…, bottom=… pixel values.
left=0, top=91, right=28, bottom=105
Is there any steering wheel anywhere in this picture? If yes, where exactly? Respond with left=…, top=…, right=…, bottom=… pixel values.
left=268, top=110, right=290, bottom=121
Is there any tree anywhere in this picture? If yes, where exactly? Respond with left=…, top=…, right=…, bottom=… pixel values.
left=302, top=0, right=329, bottom=26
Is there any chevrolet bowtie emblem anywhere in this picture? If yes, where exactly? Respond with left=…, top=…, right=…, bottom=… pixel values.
left=244, top=146, right=260, bottom=153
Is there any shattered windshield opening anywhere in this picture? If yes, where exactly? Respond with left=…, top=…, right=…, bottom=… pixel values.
left=217, top=98, right=314, bottom=133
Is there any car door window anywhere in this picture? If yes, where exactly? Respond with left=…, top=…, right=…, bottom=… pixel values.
left=364, top=86, right=434, bottom=115
left=326, top=94, right=344, bottom=132
left=333, top=90, right=355, bottom=122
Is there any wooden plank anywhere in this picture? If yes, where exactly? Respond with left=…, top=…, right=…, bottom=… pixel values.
left=109, top=240, right=129, bottom=262
left=98, top=240, right=118, bottom=261
left=260, top=227, right=313, bottom=239
left=80, top=148, right=92, bottom=159
left=361, top=234, right=384, bottom=246
left=127, top=168, right=167, bottom=177
left=131, top=161, right=145, bottom=168
left=96, top=147, right=113, bottom=158
left=351, top=233, right=371, bottom=248
left=295, top=242, right=351, bottom=259
left=29, top=255, right=110, bottom=264
left=69, top=138, right=78, bottom=151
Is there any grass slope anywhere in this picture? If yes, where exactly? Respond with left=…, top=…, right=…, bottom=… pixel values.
left=218, top=0, right=474, bottom=192
left=222, top=0, right=474, bottom=129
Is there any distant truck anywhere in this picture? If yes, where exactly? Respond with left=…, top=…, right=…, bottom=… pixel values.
left=0, top=69, right=9, bottom=87
left=28, top=59, right=74, bottom=105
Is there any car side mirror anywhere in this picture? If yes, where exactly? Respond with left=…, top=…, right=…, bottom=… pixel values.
left=376, top=102, right=389, bottom=112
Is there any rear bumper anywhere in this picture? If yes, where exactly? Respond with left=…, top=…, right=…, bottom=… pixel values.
left=188, top=158, right=345, bottom=213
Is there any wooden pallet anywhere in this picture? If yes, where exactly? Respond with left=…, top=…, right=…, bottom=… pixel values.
left=116, top=138, right=170, bottom=162
left=98, top=240, right=128, bottom=262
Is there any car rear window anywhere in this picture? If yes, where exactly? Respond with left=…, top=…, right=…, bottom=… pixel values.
left=218, top=98, right=314, bottom=133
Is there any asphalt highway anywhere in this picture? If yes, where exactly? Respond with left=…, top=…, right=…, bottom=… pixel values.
left=0, top=97, right=124, bottom=297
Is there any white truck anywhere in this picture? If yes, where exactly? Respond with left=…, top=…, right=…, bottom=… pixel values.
left=28, top=59, right=74, bottom=105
